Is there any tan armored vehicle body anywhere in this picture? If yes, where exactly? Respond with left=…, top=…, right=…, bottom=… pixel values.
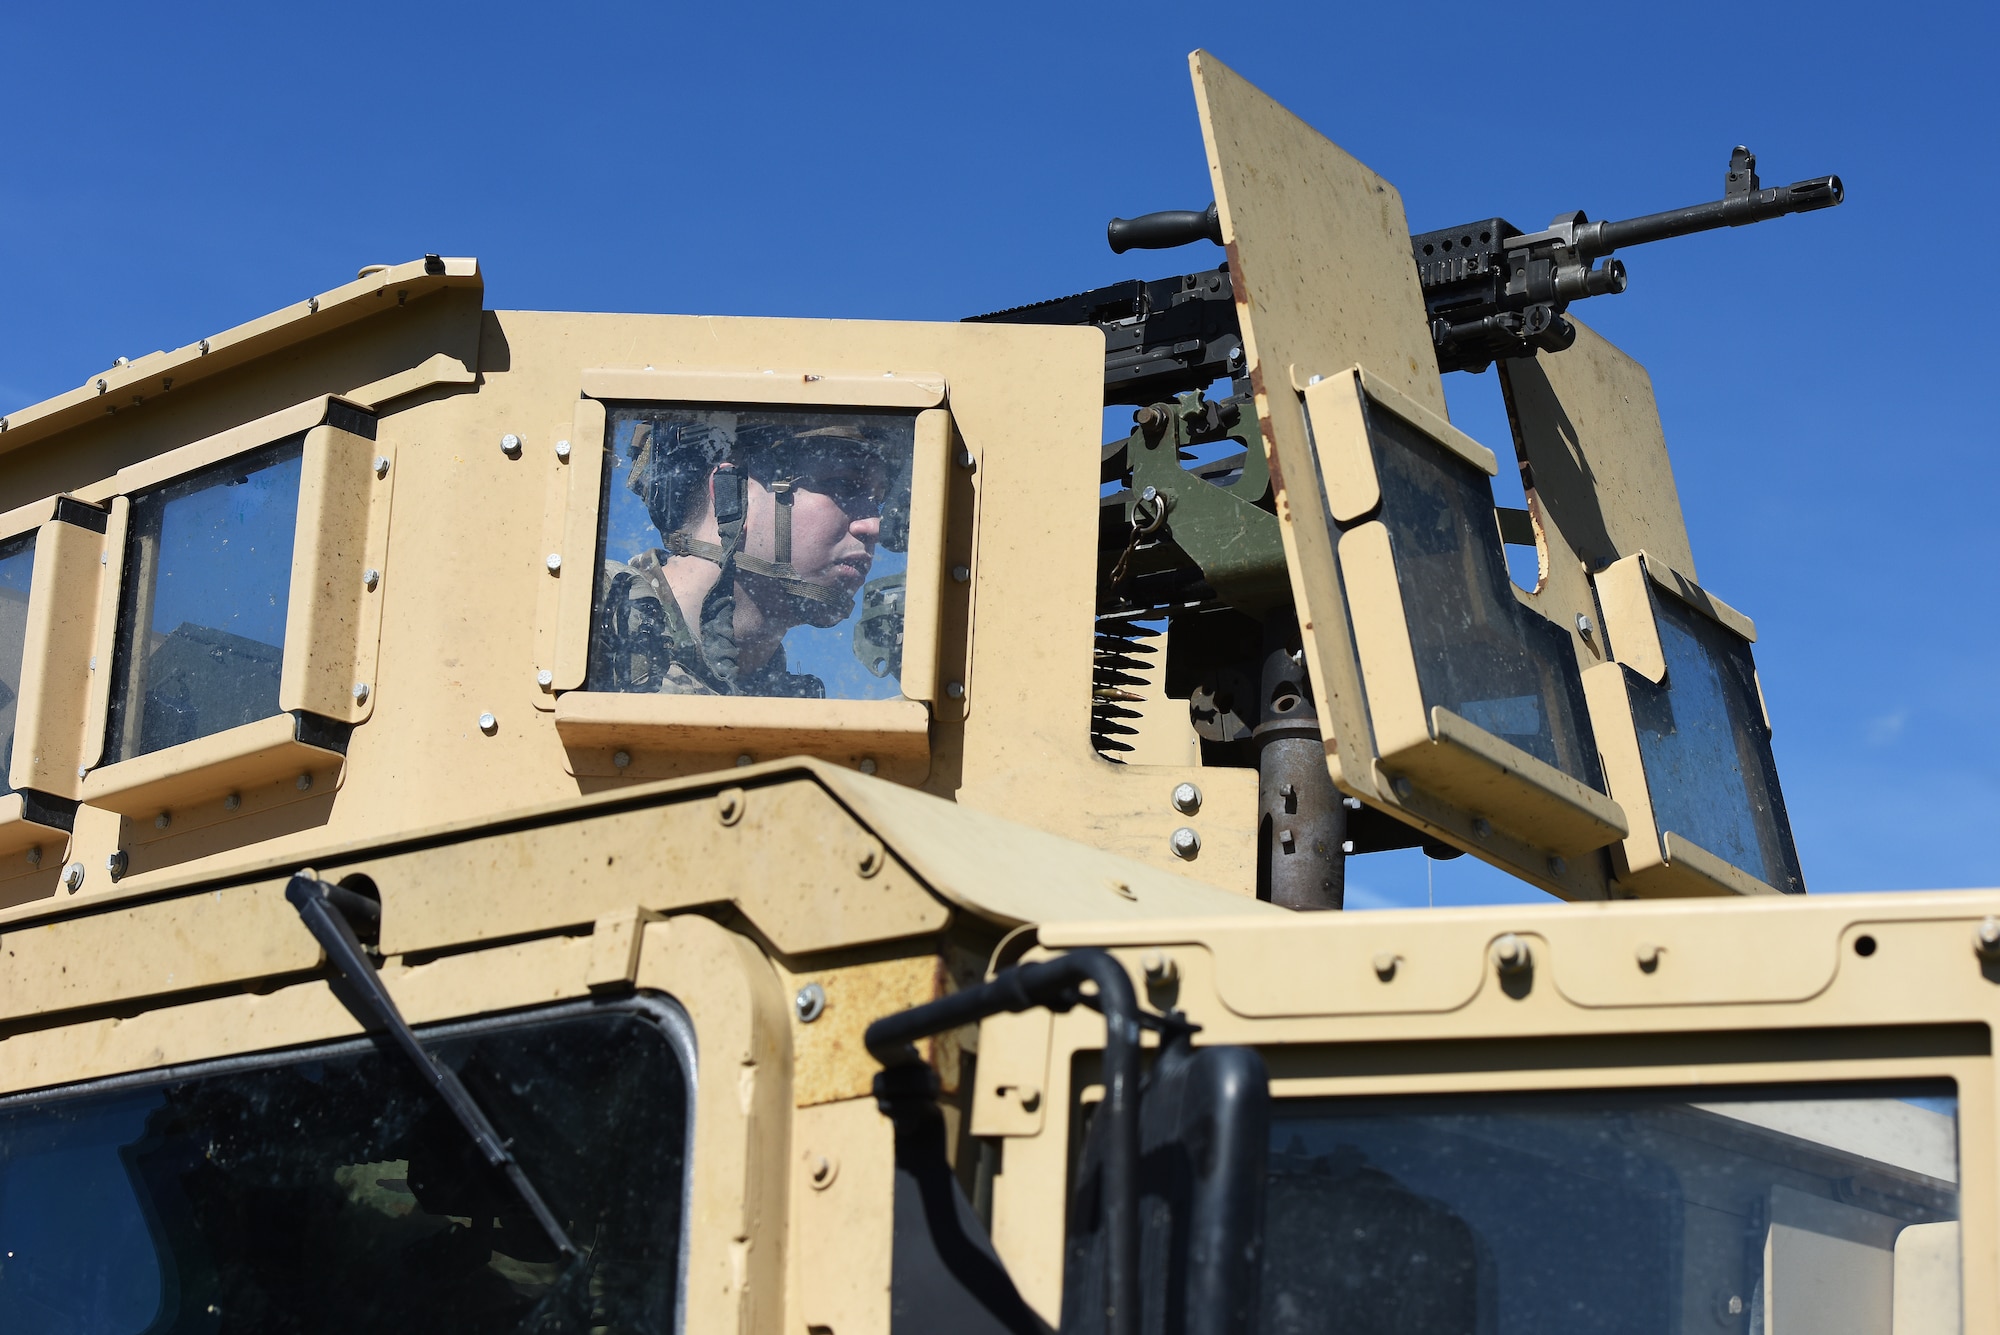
left=0, top=51, right=1989, bottom=1335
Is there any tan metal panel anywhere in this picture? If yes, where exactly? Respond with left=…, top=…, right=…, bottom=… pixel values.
left=1502, top=320, right=1697, bottom=578
left=897, top=408, right=954, bottom=704
left=78, top=496, right=129, bottom=771
left=78, top=713, right=345, bottom=818
left=552, top=693, right=931, bottom=760
left=789, top=1097, right=895, bottom=1335
left=551, top=396, right=607, bottom=690
left=11, top=509, right=107, bottom=797
left=279, top=426, right=395, bottom=721
left=579, top=366, right=944, bottom=408
left=0, top=876, right=320, bottom=1022
left=785, top=952, right=940, bottom=1107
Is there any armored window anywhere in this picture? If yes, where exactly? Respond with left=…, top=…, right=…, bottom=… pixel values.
left=1295, top=369, right=1627, bottom=881
left=78, top=397, right=393, bottom=822
left=0, top=998, right=693, bottom=1333
left=105, top=437, right=305, bottom=763
left=1263, top=1081, right=1958, bottom=1335
left=588, top=406, right=919, bottom=702
left=1584, top=553, right=1805, bottom=895
left=543, top=369, right=953, bottom=783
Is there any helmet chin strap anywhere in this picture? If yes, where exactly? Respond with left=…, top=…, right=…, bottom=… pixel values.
left=670, top=471, right=855, bottom=677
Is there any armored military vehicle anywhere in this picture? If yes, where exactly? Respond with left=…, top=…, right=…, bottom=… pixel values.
left=0, top=49, right=1988, bottom=1335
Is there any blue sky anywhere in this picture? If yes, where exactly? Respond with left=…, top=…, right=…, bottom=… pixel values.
left=2, top=1, right=1993, bottom=904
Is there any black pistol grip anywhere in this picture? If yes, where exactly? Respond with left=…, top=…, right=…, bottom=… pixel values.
left=1107, top=202, right=1223, bottom=254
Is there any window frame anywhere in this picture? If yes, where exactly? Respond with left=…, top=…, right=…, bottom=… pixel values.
left=1583, top=550, right=1801, bottom=896
left=541, top=368, right=954, bottom=781
left=74, top=395, right=396, bottom=820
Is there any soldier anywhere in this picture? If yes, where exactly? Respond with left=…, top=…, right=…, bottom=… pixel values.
left=595, top=414, right=898, bottom=697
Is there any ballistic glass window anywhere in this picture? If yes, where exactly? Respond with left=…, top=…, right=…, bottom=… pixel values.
left=0, top=999, right=692, bottom=1334
left=1363, top=400, right=1605, bottom=791
left=0, top=533, right=34, bottom=797
left=588, top=405, right=917, bottom=700
left=1630, top=590, right=1804, bottom=893
left=104, top=439, right=304, bottom=764
left=1260, top=1081, right=1959, bottom=1335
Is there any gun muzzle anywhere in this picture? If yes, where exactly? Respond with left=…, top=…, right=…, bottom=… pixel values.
left=1587, top=173, right=1844, bottom=256
left=1108, top=202, right=1223, bottom=254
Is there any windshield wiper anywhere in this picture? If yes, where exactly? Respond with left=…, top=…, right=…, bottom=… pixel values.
left=284, top=871, right=578, bottom=1259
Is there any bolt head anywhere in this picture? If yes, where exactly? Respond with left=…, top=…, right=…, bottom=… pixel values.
left=858, top=757, right=878, bottom=775
left=1576, top=613, right=1594, bottom=636
left=373, top=455, right=391, bottom=477
left=363, top=568, right=381, bottom=590
left=224, top=793, right=241, bottom=810
left=25, top=845, right=41, bottom=867
left=105, top=850, right=128, bottom=878
left=956, top=450, right=975, bottom=470
left=1392, top=776, right=1414, bottom=799
left=1171, top=781, right=1202, bottom=815
left=1372, top=951, right=1399, bottom=980
left=296, top=773, right=314, bottom=792
left=736, top=753, right=754, bottom=767
left=500, top=433, right=523, bottom=457
left=1140, top=484, right=1159, bottom=503
left=554, top=439, right=572, bottom=460
left=951, top=564, right=970, bottom=583
left=1141, top=949, right=1177, bottom=984
left=545, top=552, right=563, bottom=573
left=944, top=680, right=965, bottom=700
left=478, top=712, right=498, bottom=734
left=1978, top=916, right=2000, bottom=958
left=62, top=862, right=85, bottom=891
left=612, top=750, right=632, bottom=769
left=794, top=982, right=827, bottom=1023
left=1493, top=933, right=1531, bottom=974
left=154, top=812, right=171, bottom=830
left=537, top=669, right=555, bottom=689
left=352, top=682, right=370, bottom=704
left=1171, top=826, right=1201, bottom=859
left=1308, top=373, right=1324, bottom=385
left=1472, top=817, right=1492, bottom=839
left=1548, top=855, right=1568, bottom=877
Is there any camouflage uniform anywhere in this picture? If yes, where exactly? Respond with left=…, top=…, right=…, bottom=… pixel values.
left=597, top=549, right=826, bottom=699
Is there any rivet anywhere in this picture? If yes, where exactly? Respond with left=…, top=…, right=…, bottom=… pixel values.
left=500, top=433, right=523, bottom=458
left=105, top=850, right=129, bottom=880
left=1576, top=613, right=1594, bottom=636
left=858, top=757, right=877, bottom=775
left=224, top=793, right=242, bottom=810
left=857, top=841, right=885, bottom=878
left=154, top=812, right=171, bottom=830
left=352, top=682, right=370, bottom=704
left=1636, top=943, right=1664, bottom=972
left=26, top=845, right=41, bottom=867
left=808, top=1153, right=838, bottom=1190
left=794, top=982, right=827, bottom=1023
left=1279, top=828, right=1296, bottom=852
left=1548, top=855, right=1568, bottom=877
left=1392, top=776, right=1414, bottom=799
left=77, top=765, right=88, bottom=779
left=1373, top=951, right=1400, bottom=980
left=951, top=564, right=970, bottom=583
left=1308, top=373, right=1324, bottom=385
left=199, top=338, right=210, bottom=355
left=715, top=788, right=744, bottom=825
left=537, top=669, right=554, bottom=690
left=945, top=681, right=965, bottom=700
left=956, top=450, right=975, bottom=470
left=1171, top=826, right=1201, bottom=860
left=1472, top=817, right=1492, bottom=839
left=1140, top=484, right=1158, bottom=503
left=1976, top=916, right=2000, bottom=961
left=1141, top=949, right=1177, bottom=984
left=1493, top=933, right=1532, bottom=975
left=296, top=773, right=314, bottom=792
left=373, top=456, right=390, bottom=477
left=736, top=753, right=754, bottom=767
left=612, top=750, right=632, bottom=769
left=478, top=712, right=498, bottom=734
left=62, top=861, right=85, bottom=891
left=545, top=552, right=563, bottom=573
left=363, top=568, right=381, bottom=590
left=554, top=439, right=572, bottom=461
left=1171, top=782, right=1202, bottom=815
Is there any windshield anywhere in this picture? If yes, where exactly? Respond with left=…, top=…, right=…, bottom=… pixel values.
left=1260, top=1081, right=1959, bottom=1335
left=0, top=999, right=692, bottom=1334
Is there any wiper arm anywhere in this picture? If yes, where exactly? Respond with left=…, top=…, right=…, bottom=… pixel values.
left=284, top=871, right=578, bottom=1259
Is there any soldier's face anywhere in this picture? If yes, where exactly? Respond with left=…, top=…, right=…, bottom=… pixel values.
left=740, top=459, right=883, bottom=596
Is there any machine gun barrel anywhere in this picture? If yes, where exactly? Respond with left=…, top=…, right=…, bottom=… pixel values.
left=1570, top=173, right=1844, bottom=258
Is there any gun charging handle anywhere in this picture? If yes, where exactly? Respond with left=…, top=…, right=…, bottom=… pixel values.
left=1108, top=201, right=1223, bottom=253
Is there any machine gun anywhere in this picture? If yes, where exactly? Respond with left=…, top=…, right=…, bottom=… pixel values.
left=975, top=146, right=1843, bottom=388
